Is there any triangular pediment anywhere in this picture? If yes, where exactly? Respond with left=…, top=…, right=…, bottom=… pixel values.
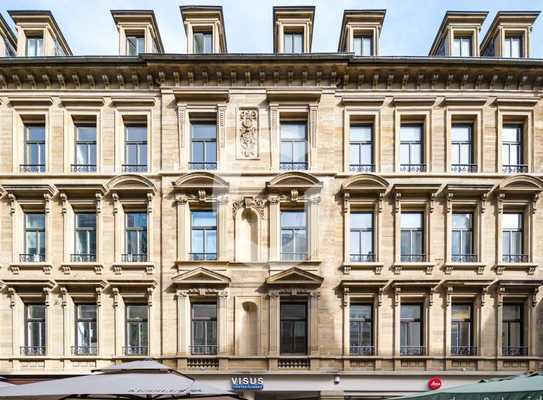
left=342, top=174, right=389, bottom=194
left=172, top=267, right=230, bottom=286
left=266, top=267, right=323, bottom=286
left=266, top=172, right=322, bottom=193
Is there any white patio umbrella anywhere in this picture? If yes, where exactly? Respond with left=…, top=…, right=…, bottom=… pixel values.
left=0, top=377, right=13, bottom=388
left=0, top=360, right=241, bottom=400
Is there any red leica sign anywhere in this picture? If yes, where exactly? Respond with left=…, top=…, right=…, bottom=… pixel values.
left=428, top=376, right=442, bottom=390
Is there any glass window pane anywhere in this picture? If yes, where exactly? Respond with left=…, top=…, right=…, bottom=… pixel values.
left=410, top=144, right=422, bottom=164
left=126, top=126, right=147, bottom=141
left=401, top=212, right=423, bottom=229
left=191, top=123, right=216, bottom=140
left=281, top=211, right=306, bottom=227
left=127, top=305, right=147, bottom=320
left=351, top=212, right=372, bottom=229
left=503, top=213, right=522, bottom=230
left=293, top=141, right=307, bottom=163
left=451, top=125, right=471, bottom=142
left=350, top=125, right=372, bottom=141
left=400, top=124, right=422, bottom=141
left=281, top=123, right=306, bottom=140
left=453, top=213, right=472, bottom=229
left=26, top=214, right=45, bottom=229
left=192, top=211, right=217, bottom=227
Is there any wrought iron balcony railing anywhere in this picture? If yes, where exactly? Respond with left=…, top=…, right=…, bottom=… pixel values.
left=502, top=254, right=528, bottom=263
left=121, top=253, right=148, bottom=263
left=350, top=253, right=376, bottom=262
left=121, top=164, right=148, bottom=173
left=349, top=164, right=375, bottom=173
left=188, top=162, right=217, bottom=170
left=123, top=346, right=148, bottom=356
left=71, top=253, right=96, bottom=262
left=451, top=164, right=477, bottom=173
left=400, top=254, right=425, bottom=262
left=71, top=164, right=97, bottom=173
left=399, top=163, right=427, bottom=172
left=451, top=346, right=477, bottom=356
left=503, top=164, right=528, bottom=174
left=280, top=162, right=308, bottom=171
left=20, top=253, right=45, bottom=262
left=20, top=346, right=46, bottom=356
left=190, top=252, right=217, bottom=261
left=71, top=346, right=98, bottom=356
left=451, top=254, right=478, bottom=263
left=350, top=345, right=375, bottom=356
left=190, top=345, right=218, bottom=355
left=502, top=346, right=528, bottom=356
left=400, top=346, right=425, bottom=356
left=281, top=252, right=309, bottom=261
left=20, top=164, right=45, bottom=173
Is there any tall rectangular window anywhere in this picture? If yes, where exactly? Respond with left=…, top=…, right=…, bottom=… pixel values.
left=400, top=212, right=424, bottom=262
left=350, top=304, right=373, bottom=355
left=281, top=210, right=307, bottom=261
left=73, top=124, right=97, bottom=172
left=73, top=213, right=96, bottom=262
left=502, top=304, right=525, bottom=356
left=350, top=212, right=374, bottom=262
left=191, top=303, right=217, bottom=355
left=451, top=124, right=475, bottom=173
left=190, top=122, right=217, bottom=170
left=504, top=35, right=522, bottom=58
left=26, top=35, right=43, bottom=57
left=24, top=304, right=46, bottom=355
left=124, top=212, right=148, bottom=262
left=452, top=212, right=475, bottom=262
left=125, top=304, right=148, bottom=355
left=280, top=122, right=307, bottom=170
left=123, top=125, right=147, bottom=172
left=23, top=124, right=46, bottom=172
left=280, top=302, right=307, bottom=354
left=353, top=34, right=373, bottom=56
left=400, top=303, right=423, bottom=355
left=502, top=213, right=525, bottom=263
left=452, top=36, right=472, bottom=57
left=126, top=35, right=145, bottom=56
left=451, top=304, right=475, bottom=355
left=400, top=123, right=424, bottom=172
left=350, top=124, right=373, bottom=172
left=283, top=31, right=303, bottom=53
left=502, top=124, right=525, bottom=173
left=74, top=304, right=97, bottom=355
left=23, top=213, right=45, bottom=262
left=191, top=210, right=217, bottom=260
left=193, top=31, right=213, bottom=54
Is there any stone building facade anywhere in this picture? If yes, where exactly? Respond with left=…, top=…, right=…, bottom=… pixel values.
left=0, top=5, right=542, bottom=400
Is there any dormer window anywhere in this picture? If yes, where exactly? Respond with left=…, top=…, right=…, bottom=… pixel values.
left=353, top=33, right=373, bottom=56
left=26, top=34, right=43, bottom=57
left=452, top=35, right=472, bottom=57
left=193, top=30, right=213, bottom=54
left=283, top=30, right=303, bottom=53
left=127, top=34, right=145, bottom=56
left=504, top=34, right=522, bottom=58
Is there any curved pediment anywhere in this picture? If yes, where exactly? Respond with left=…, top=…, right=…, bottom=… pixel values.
left=499, top=175, right=543, bottom=193
left=266, top=172, right=322, bottom=193
left=106, top=174, right=156, bottom=194
left=266, top=267, right=323, bottom=286
left=173, top=172, right=229, bottom=193
left=172, top=267, right=230, bottom=286
left=342, top=174, right=389, bottom=194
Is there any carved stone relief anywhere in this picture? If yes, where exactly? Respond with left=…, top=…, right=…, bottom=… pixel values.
left=237, top=108, right=259, bottom=159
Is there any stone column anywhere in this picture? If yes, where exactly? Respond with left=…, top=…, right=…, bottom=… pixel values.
left=44, top=288, right=52, bottom=356
left=394, top=193, right=401, bottom=264
left=218, top=291, right=228, bottom=355
left=218, top=196, right=229, bottom=260
left=268, top=292, right=280, bottom=357
left=146, top=193, right=153, bottom=264
left=393, top=287, right=401, bottom=360
left=60, top=287, right=69, bottom=357
left=44, top=194, right=52, bottom=264
left=309, top=291, right=320, bottom=356
left=112, top=193, right=121, bottom=263
left=342, top=289, right=349, bottom=356
left=268, top=196, right=280, bottom=261
left=496, top=194, right=504, bottom=266
left=176, top=195, right=188, bottom=261
left=444, top=287, right=452, bottom=358
left=112, top=288, right=121, bottom=356
left=95, top=193, right=103, bottom=265
left=445, top=193, right=453, bottom=263
left=176, top=290, right=188, bottom=356
left=60, top=193, right=69, bottom=264
left=496, top=287, right=504, bottom=356
left=96, top=287, right=103, bottom=357
left=309, top=196, right=320, bottom=260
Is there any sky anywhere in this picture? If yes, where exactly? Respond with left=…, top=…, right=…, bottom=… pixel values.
left=1, top=0, right=543, bottom=56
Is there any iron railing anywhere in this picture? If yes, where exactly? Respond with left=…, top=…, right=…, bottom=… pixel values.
left=503, top=164, right=528, bottom=174
left=281, top=252, right=308, bottom=261
left=71, top=346, right=98, bottom=356
left=190, top=345, right=218, bottom=355
left=350, top=253, right=376, bottom=262
left=350, top=345, right=375, bottom=356
left=20, top=346, right=46, bottom=356
left=451, top=164, right=477, bottom=173
left=400, top=164, right=427, bottom=172
left=71, top=253, right=96, bottom=262
left=20, top=253, right=45, bottom=262
left=502, top=346, right=528, bottom=356
left=280, top=162, right=308, bottom=171
left=400, top=254, right=425, bottom=262
left=188, top=162, right=217, bottom=170
left=451, top=346, right=477, bottom=356
left=349, top=164, right=375, bottom=173
left=451, top=254, right=478, bottom=263
left=121, top=253, right=148, bottom=262
left=71, top=164, right=97, bottom=173
left=190, top=252, right=217, bottom=261
left=121, top=164, right=147, bottom=173
left=502, top=254, right=528, bottom=263
left=123, top=346, right=148, bottom=356
left=400, top=346, right=425, bottom=356
left=20, top=164, right=45, bottom=172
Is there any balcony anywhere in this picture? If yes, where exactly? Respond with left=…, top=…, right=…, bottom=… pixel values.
left=349, top=164, right=375, bottom=173
left=400, top=254, right=425, bottom=262
left=71, top=346, right=98, bottom=356
left=400, top=346, right=425, bottom=356
left=281, top=252, right=308, bottom=262
left=280, top=162, right=308, bottom=171
left=190, top=252, right=217, bottom=261
left=350, top=253, right=376, bottom=263
left=20, top=164, right=45, bottom=173
left=190, top=345, right=218, bottom=355
left=502, top=254, right=528, bottom=263
left=71, top=253, right=96, bottom=263
left=451, top=254, right=478, bottom=263
left=451, top=346, right=477, bottom=356
left=20, top=346, right=46, bottom=356
left=121, top=253, right=148, bottom=263
left=123, top=346, right=148, bottom=356
left=71, top=164, right=97, bottom=173
left=502, top=346, right=528, bottom=356
left=350, top=345, right=375, bottom=356
left=399, top=163, right=427, bottom=172
left=451, top=163, right=477, bottom=173
left=122, top=164, right=147, bottom=173
left=188, top=162, right=217, bottom=170
left=503, top=164, right=528, bottom=174
left=19, top=253, right=45, bottom=263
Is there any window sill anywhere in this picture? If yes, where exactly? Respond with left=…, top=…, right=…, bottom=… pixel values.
left=342, top=261, right=384, bottom=275
left=61, top=262, right=104, bottom=275
left=175, top=259, right=229, bottom=272
left=444, top=262, right=486, bottom=275
left=112, top=262, right=155, bottom=275
left=9, top=262, right=53, bottom=274
left=495, top=262, right=537, bottom=275
left=393, top=262, right=434, bottom=275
